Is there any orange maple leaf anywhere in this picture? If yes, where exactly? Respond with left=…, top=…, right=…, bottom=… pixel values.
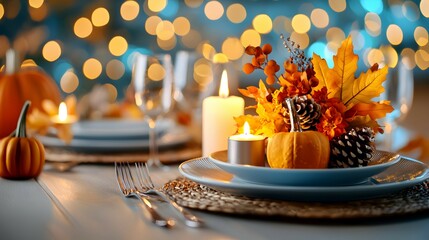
left=347, top=115, right=383, bottom=133
left=345, top=102, right=394, bottom=120
left=238, top=86, right=259, bottom=99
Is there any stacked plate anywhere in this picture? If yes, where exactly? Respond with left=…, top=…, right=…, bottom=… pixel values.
left=179, top=150, right=429, bottom=202
left=38, top=119, right=191, bottom=153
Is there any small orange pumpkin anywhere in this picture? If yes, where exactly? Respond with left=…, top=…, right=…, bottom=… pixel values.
left=0, top=101, right=46, bottom=179
left=267, top=98, right=330, bottom=169
left=0, top=49, right=61, bottom=138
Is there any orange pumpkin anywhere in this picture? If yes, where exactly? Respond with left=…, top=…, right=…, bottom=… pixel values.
left=0, top=101, right=45, bottom=179
left=0, top=49, right=61, bottom=138
left=267, top=98, right=330, bottom=169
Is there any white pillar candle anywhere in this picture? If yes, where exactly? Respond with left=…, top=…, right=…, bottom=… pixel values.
left=202, top=70, right=244, bottom=156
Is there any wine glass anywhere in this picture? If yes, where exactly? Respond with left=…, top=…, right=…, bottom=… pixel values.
left=173, top=51, right=207, bottom=143
left=174, top=50, right=200, bottom=110
left=132, top=53, right=175, bottom=169
left=379, top=61, right=414, bottom=151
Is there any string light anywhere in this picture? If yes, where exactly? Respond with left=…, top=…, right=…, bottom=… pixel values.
left=0, top=0, right=426, bottom=94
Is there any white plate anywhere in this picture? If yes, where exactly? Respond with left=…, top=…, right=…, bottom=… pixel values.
left=38, top=125, right=191, bottom=153
left=209, top=150, right=400, bottom=186
left=70, top=119, right=174, bottom=140
left=179, top=157, right=429, bottom=202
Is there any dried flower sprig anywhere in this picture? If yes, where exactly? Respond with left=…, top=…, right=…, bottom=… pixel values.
left=280, top=34, right=312, bottom=72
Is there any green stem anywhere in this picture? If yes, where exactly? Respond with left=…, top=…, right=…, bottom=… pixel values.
left=285, top=98, right=302, bottom=133
left=15, top=101, right=31, bottom=138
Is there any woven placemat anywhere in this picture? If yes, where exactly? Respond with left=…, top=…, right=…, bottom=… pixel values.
left=45, top=143, right=201, bottom=164
left=162, top=178, right=429, bottom=219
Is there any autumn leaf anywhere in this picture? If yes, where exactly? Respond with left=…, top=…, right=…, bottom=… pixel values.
left=347, top=115, right=383, bottom=133
left=234, top=114, right=262, bottom=134
left=27, top=109, right=52, bottom=135
left=399, top=136, right=429, bottom=164
left=343, top=65, right=388, bottom=106
left=238, top=86, right=259, bottom=99
left=238, top=80, right=269, bottom=99
left=312, top=53, right=341, bottom=97
left=332, top=36, right=359, bottom=102
left=345, top=102, right=394, bottom=120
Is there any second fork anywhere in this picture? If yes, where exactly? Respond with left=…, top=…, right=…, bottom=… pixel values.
left=134, top=162, right=204, bottom=228
left=115, top=162, right=175, bottom=228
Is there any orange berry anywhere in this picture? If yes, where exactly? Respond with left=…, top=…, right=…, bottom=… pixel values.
left=255, top=46, right=262, bottom=55
left=264, top=66, right=275, bottom=75
left=252, top=57, right=261, bottom=67
left=245, top=46, right=256, bottom=55
left=266, top=75, right=275, bottom=85
left=243, top=63, right=255, bottom=74
left=265, top=60, right=280, bottom=75
left=256, top=55, right=266, bottom=64
left=262, top=44, right=272, bottom=55
left=266, top=59, right=276, bottom=66
left=266, top=67, right=277, bottom=75
left=284, top=60, right=298, bottom=73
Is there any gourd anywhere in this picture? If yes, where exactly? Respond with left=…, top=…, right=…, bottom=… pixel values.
left=0, top=49, right=61, bottom=138
left=267, top=98, right=330, bottom=169
left=0, top=101, right=46, bottom=179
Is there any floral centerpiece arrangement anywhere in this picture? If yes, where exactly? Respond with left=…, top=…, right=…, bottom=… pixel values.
left=235, top=35, right=394, bottom=169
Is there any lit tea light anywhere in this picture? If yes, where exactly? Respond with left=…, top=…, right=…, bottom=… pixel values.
left=228, top=121, right=266, bottom=166
left=51, top=102, right=78, bottom=124
left=202, top=69, right=244, bottom=156
left=229, top=122, right=264, bottom=141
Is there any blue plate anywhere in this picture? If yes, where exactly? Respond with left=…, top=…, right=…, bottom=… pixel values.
left=38, top=125, right=191, bottom=153
left=70, top=119, right=174, bottom=140
left=179, top=157, right=429, bottom=202
left=209, top=150, right=400, bottom=186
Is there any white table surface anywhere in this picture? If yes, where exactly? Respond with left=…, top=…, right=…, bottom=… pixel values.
left=1, top=163, right=429, bottom=240
left=2, top=85, right=429, bottom=240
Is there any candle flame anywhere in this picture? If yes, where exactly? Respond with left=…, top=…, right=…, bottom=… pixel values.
left=58, top=102, right=68, bottom=121
left=219, top=70, right=229, bottom=98
left=243, top=121, right=250, bottom=135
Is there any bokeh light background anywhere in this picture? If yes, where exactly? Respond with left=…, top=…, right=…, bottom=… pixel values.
left=0, top=0, right=428, bottom=101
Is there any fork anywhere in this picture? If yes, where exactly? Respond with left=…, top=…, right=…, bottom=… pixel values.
left=135, top=162, right=204, bottom=228
left=115, top=162, right=175, bottom=228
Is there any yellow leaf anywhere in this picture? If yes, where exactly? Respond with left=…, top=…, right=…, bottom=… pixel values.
left=234, top=115, right=261, bottom=134
left=27, top=109, right=52, bottom=135
left=238, top=87, right=259, bottom=99
left=312, top=53, right=341, bottom=97
left=344, top=65, right=388, bottom=106
left=348, top=115, right=383, bottom=133
left=238, top=80, right=269, bottom=102
left=258, top=79, right=268, bottom=97
left=42, top=99, right=58, bottom=116
left=332, top=36, right=359, bottom=102
left=399, top=136, right=429, bottom=164
left=345, top=102, right=394, bottom=120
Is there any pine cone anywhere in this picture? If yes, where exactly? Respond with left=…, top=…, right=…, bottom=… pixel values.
left=283, top=95, right=321, bottom=130
left=329, top=127, right=375, bottom=168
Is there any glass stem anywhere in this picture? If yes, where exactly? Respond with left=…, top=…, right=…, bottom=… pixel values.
left=147, top=118, right=160, bottom=167
left=383, top=120, right=396, bottom=152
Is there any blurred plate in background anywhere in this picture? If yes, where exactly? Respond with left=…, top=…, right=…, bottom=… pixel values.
left=70, top=118, right=174, bottom=140
left=38, top=124, right=191, bottom=153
